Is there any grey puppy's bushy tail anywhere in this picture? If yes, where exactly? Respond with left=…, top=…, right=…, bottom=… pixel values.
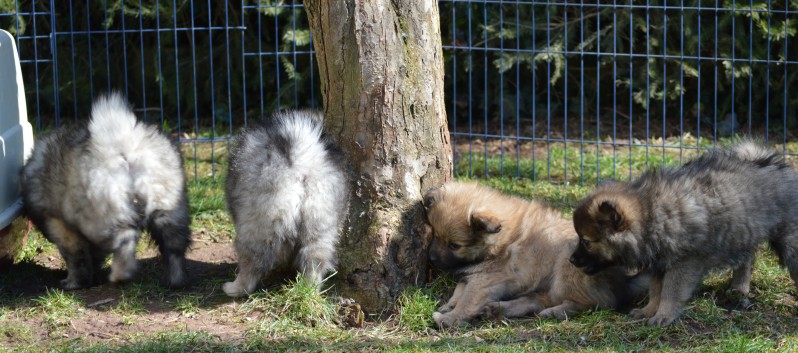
left=729, top=140, right=788, bottom=169
left=731, top=140, right=774, bottom=160
left=88, top=93, right=138, bottom=137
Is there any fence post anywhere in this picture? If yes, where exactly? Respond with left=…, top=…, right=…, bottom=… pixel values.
left=49, top=0, right=59, bottom=127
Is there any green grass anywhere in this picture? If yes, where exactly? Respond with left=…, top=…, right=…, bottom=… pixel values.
left=457, top=139, right=697, bottom=184
left=241, top=274, right=339, bottom=336
left=169, top=294, right=204, bottom=316
left=11, top=218, right=54, bottom=264
left=396, top=287, right=437, bottom=332
left=30, top=289, right=84, bottom=330
left=79, top=331, right=230, bottom=353
left=3, top=137, right=798, bottom=352
left=455, top=135, right=795, bottom=185
left=184, top=142, right=235, bottom=241
left=110, top=282, right=154, bottom=315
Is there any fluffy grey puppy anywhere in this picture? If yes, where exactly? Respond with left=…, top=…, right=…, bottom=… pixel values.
left=223, top=110, right=350, bottom=297
left=570, top=141, right=798, bottom=327
left=22, top=93, right=191, bottom=289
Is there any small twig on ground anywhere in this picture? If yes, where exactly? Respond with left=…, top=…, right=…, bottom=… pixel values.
left=87, top=298, right=115, bottom=308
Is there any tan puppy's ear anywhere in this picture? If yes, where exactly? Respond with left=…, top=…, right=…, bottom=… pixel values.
left=423, top=187, right=444, bottom=210
left=598, top=200, right=623, bottom=231
left=470, top=212, right=502, bottom=234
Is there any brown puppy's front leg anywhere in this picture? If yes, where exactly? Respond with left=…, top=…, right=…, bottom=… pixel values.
left=538, top=300, right=589, bottom=319
left=481, top=294, right=551, bottom=319
left=436, top=281, right=466, bottom=314
left=433, top=277, right=509, bottom=328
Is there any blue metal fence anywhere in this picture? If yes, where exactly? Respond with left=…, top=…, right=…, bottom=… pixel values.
left=2, top=1, right=796, bottom=184
left=440, top=0, right=798, bottom=184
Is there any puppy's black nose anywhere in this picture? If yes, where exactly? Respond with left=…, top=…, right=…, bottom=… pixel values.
left=429, top=253, right=438, bottom=263
left=569, top=255, right=581, bottom=266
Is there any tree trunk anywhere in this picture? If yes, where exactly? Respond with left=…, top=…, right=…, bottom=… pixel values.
left=304, top=0, right=452, bottom=313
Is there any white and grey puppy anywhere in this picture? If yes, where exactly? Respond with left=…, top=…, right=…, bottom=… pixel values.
left=21, top=93, right=191, bottom=289
left=223, top=110, right=350, bottom=297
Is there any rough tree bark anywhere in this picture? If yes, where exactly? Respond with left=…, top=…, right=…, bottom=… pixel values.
left=304, top=1, right=452, bottom=313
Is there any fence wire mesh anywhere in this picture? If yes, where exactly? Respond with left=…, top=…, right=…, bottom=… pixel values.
left=2, top=1, right=796, bottom=184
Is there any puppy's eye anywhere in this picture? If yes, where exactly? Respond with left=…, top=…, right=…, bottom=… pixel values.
left=580, top=238, right=590, bottom=248
left=448, top=243, right=461, bottom=251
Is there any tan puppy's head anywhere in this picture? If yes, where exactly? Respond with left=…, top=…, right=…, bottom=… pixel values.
left=423, top=185, right=502, bottom=276
left=570, top=185, right=643, bottom=275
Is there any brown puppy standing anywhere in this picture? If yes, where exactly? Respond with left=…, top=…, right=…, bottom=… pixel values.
left=570, top=142, right=798, bottom=327
left=424, top=182, right=646, bottom=328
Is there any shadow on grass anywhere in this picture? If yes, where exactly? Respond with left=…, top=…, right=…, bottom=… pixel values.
left=0, top=256, right=242, bottom=311
left=0, top=252, right=337, bottom=314
left=0, top=260, right=65, bottom=298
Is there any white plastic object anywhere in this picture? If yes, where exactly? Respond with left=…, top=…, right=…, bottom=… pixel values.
left=0, top=29, right=34, bottom=230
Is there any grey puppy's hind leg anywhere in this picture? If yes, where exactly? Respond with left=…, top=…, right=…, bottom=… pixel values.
left=108, top=228, right=141, bottom=284
left=43, top=218, right=96, bottom=290
left=57, top=244, right=96, bottom=290
left=769, top=231, right=798, bottom=295
left=147, top=205, right=191, bottom=288
left=223, top=235, right=279, bottom=297
left=295, top=239, right=336, bottom=287
left=223, top=252, right=273, bottom=297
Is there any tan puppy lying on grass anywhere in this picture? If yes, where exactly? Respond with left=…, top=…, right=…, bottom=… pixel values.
left=424, top=182, right=647, bottom=328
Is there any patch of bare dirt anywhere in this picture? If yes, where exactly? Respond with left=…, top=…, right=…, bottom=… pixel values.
left=0, top=232, right=261, bottom=348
